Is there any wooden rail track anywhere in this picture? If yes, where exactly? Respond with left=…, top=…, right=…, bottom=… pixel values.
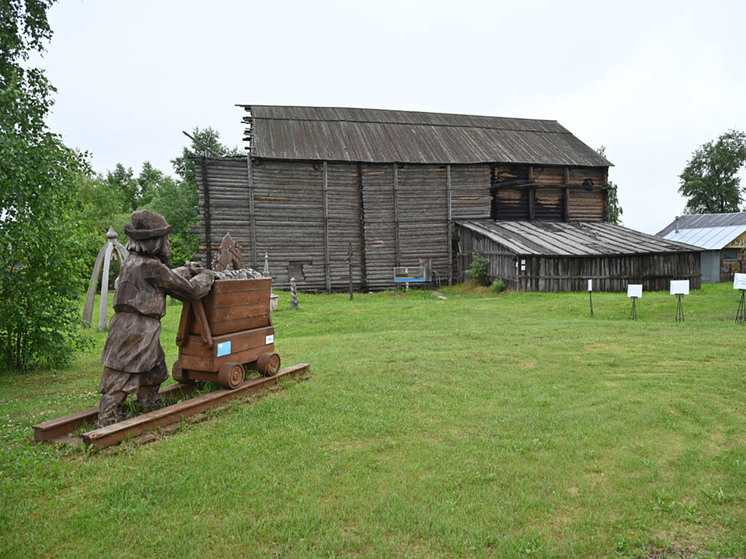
left=33, top=363, right=309, bottom=451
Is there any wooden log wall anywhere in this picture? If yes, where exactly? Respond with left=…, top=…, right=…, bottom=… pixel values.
left=196, top=158, right=617, bottom=292
left=193, top=158, right=252, bottom=267
left=450, top=165, right=492, bottom=220
left=359, top=164, right=396, bottom=289
left=456, top=227, right=701, bottom=293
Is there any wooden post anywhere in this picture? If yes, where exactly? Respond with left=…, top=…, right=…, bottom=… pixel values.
left=447, top=164, right=453, bottom=285
left=356, top=164, right=368, bottom=291
left=393, top=163, right=401, bottom=266
left=201, top=157, right=213, bottom=268
left=563, top=167, right=570, bottom=222
left=348, top=243, right=354, bottom=300
left=290, top=277, right=298, bottom=310
left=247, top=155, right=257, bottom=269
left=323, top=161, right=331, bottom=293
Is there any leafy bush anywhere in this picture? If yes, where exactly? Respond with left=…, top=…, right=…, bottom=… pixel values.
left=466, top=252, right=490, bottom=286
left=491, top=278, right=507, bottom=293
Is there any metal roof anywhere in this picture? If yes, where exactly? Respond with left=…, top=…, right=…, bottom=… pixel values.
left=240, top=105, right=612, bottom=167
left=660, top=225, right=746, bottom=250
left=657, top=213, right=746, bottom=251
left=458, top=220, right=701, bottom=257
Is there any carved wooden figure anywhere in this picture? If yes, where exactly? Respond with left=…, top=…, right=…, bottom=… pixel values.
left=97, top=210, right=215, bottom=427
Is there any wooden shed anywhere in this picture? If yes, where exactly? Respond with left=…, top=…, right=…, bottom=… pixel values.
left=457, top=220, right=701, bottom=292
left=193, top=105, right=700, bottom=292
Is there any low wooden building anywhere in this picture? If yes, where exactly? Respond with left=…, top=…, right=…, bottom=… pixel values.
left=193, top=105, right=700, bottom=292
left=457, top=220, right=701, bottom=292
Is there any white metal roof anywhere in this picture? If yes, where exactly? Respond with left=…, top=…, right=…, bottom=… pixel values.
left=661, top=225, right=746, bottom=250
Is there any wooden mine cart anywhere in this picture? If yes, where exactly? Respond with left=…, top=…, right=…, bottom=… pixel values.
left=172, top=277, right=281, bottom=389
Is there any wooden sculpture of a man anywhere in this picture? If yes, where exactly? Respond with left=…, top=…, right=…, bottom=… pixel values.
left=97, top=210, right=215, bottom=427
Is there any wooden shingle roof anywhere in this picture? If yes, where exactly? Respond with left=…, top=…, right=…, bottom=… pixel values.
left=458, top=220, right=701, bottom=257
left=240, top=105, right=612, bottom=167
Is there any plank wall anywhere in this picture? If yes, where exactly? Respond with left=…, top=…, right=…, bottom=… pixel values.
left=456, top=226, right=701, bottom=293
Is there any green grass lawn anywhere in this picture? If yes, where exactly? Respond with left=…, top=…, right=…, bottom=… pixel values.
left=1, top=283, right=744, bottom=558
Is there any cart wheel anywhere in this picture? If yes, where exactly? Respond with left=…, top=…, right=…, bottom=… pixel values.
left=172, top=361, right=191, bottom=384
left=218, top=363, right=245, bottom=389
left=256, top=352, right=281, bottom=376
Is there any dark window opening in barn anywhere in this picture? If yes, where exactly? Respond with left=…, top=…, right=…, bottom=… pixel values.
left=288, top=261, right=309, bottom=281
left=723, top=249, right=740, bottom=261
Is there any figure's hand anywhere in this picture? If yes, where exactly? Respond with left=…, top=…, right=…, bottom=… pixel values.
left=185, top=261, right=208, bottom=277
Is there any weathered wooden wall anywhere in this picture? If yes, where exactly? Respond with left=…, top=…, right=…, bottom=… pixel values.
left=195, top=157, right=613, bottom=292
left=456, top=226, right=702, bottom=293
left=493, top=166, right=607, bottom=222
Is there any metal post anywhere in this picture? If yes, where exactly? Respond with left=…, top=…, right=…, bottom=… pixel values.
left=736, top=290, right=746, bottom=324
left=630, top=297, right=637, bottom=321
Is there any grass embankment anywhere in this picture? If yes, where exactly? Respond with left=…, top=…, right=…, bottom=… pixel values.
left=0, top=283, right=744, bottom=558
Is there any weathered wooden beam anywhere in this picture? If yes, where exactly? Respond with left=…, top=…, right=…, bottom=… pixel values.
left=81, top=364, right=310, bottom=451
left=247, top=156, right=258, bottom=268
left=201, top=157, right=213, bottom=267
left=33, top=382, right=200, bottom=443
left=323, top=161, right=331, bottom=293
left=393, top=163, right=401, bottom=266
left=446, top=164, right=453, bottom=285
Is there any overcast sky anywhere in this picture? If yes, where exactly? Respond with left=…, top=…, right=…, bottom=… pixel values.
left=35, top=0, right=746, bottom=234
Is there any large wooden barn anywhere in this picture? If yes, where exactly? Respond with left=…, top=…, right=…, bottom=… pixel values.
left=193, top=105, right=700, bottom=292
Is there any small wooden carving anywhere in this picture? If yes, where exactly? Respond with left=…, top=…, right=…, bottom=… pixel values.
left=212, top=233, right=244, bottom=272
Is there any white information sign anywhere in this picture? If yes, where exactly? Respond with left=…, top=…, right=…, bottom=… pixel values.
left=627, top=284, right=642, bottom=298
left=587, top=279, right=593, bottom=292
left=670, top=280, right=690, bottom=295
left=734, top=273, right=746, bottom=290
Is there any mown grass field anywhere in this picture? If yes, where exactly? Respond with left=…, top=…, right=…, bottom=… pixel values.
left=0, top=283, right=744, bottom=558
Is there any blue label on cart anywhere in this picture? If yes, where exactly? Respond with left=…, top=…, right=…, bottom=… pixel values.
left=217, top=341, right=231, bottom=357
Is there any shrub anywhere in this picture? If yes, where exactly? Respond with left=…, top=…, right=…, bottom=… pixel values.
left=491, top=278, right=507, bottom=293
left=466, top=252, right=490, bottom=286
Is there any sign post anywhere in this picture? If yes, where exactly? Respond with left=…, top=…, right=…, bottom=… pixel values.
left=627, top=284, right=642, bottom=320
left=734, top=274, right=746, bottom=324
left=670, top=280, right=689, bottom=323
left=588, top=279, right=594, bottom=317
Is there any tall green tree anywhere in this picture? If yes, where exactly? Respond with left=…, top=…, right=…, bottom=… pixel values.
left=105, top=163, right=138, bottom=212
left=597, top=146, right=623, bottom=224
left=678, top=130, right=746, bottom=214
left=0, top=0, right=89, bottom=370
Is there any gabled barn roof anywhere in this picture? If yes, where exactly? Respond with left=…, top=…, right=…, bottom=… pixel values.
left=240, top=105, right=612, bottom=167
left=458, top=220, right=701, bottom=256
left=657, top=212, right=746, bottom=250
